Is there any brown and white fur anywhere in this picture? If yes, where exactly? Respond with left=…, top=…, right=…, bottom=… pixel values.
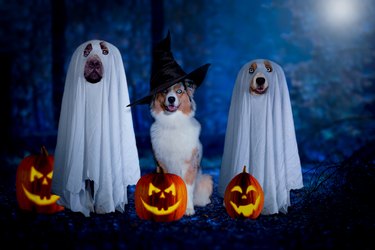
left=150, top=81, right=213, bottom=215
left=249, top=61, right=270, bottom=95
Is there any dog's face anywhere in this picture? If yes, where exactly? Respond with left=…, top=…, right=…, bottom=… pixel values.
left=83, top=42, right=109, bottom=83
left=151, top=80, right=196, bottom=116
left=248, top=60, right=273, bottom=95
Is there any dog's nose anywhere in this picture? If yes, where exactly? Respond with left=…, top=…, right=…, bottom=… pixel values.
left=168, top=96, right=175, bottom=104
left=256, top=77, right=265, bottom=85
left=89, top=58, right=102, bottom=70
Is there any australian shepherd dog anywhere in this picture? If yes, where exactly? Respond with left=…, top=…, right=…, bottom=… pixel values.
left=150, top=80, right=213, bottom=215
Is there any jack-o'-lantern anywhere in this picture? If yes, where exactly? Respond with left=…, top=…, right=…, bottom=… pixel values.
left=15, top=146, right=64, bottom=213
left=135, top=166, right=187, bottom=222
left=224, top=166, right=264, bottom=219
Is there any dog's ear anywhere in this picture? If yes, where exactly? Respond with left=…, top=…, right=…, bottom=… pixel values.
left=185, top=79, right=196, bottom=97
left=150, top=93, right=164, bottom=114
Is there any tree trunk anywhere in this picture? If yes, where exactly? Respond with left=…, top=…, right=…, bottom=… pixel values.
left=0, top=53, right=12, bottom=153
left=51, top=0, right=66, bottom=127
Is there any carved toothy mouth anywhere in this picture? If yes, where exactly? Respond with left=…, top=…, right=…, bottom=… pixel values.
left=22, top=184, right=60, bottom=206
left=229, top=195, right=261, bottom=217
left=141, top=198, right=181, bottom=215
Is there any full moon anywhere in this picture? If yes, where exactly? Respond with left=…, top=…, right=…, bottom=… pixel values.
left=322, top=0, right=359, bottom=28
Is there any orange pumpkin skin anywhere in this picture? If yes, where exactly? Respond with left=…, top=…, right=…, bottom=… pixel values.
left=224, top=166, right=264, bottom=219
left=15, top=146, right=64, bottom=214
left=135, top=167, right=187, bottom=222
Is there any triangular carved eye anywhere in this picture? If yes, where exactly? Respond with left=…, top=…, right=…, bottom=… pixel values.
left=47, top=171, right=53, bottom=179
left=164, top=183, right=176, bottom=196
left=83, top=43, right=92, bottom=57
left=30, top=166, right=44, bottom=182
left=148, top=183, right=161, bottom=196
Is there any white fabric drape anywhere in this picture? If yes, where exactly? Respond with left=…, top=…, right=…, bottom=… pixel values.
left=218, top=59, right=303, bottom=215
left=52, top=40, right=140, bottom=217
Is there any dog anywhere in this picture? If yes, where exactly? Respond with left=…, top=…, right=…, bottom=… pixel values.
left=82, top=42, right=108, bottom=84
left=218, top=59, right=303, bottom=215
left=52, top=40, right=140, bottom=217
left=150, top=80, right=213, bottom=215
left=249, top=60, right=271, bottom=95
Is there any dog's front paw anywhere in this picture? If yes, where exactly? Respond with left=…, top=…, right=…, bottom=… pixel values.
left=185, top=207, right=195, bottom=216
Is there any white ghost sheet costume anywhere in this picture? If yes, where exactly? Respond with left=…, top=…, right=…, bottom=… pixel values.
left=52, top=40, right=140, bottom=217
left=218, top=59, right=303, bottom=215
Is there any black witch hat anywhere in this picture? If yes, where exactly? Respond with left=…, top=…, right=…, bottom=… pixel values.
left=127, top=31, right=210, bottom=106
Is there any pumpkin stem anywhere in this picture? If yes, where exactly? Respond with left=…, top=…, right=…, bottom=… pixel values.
left=243, top=165, right=247, bottom=173
left=41, top=146, right=49, bottom=157
left=156, top=166, right=165, bottom=174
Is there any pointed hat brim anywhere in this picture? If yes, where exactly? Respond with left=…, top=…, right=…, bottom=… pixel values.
left=127, top=63, right=210, bottom=107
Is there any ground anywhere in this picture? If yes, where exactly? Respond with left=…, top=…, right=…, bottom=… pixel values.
left=1, top=149, right=374, bottom=249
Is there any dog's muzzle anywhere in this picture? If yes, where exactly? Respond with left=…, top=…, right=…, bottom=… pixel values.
left=165, top=95, right=179, bottom=112
left=84, top=54, right=103, bottom=84
left=250, top=72, right=269, bottom=95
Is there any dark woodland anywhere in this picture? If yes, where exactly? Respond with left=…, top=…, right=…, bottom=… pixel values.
left=0, top=0, right=374, bottom=249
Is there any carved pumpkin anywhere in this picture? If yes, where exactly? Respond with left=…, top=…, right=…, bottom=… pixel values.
left=135, top=167, right=187, bottom=222
left=15, top=146, right=64, bottom=214
left=224, top=166, right=264, bottom=219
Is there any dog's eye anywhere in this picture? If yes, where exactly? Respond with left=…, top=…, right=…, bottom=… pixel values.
left=176, top=89, right=183, bottom=94
left=249, top=67, right=255, bottom=74
left=83, top=43, right=92, bottom=57
left=162, top=89, right=168, bottom=94
left=266, top=66, right=273, bottom=72
left=100, top=41, right=109, bottom=55
left=185, top=79, right=194, bottom=88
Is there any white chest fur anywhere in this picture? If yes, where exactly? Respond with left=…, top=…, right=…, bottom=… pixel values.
left=150, top=111, right=202, bottom=175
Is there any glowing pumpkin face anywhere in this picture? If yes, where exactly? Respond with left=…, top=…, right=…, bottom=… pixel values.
left=15, top=146, right=64, bottom=214
left=141, top=182, right=181, bottom=215
left=224, top=166, right=264, bottom=219
left=135, top=167, right=187, bottom=222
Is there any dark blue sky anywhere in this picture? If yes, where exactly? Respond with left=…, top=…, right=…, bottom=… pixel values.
left=0, top=0, right=374, bottom=162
